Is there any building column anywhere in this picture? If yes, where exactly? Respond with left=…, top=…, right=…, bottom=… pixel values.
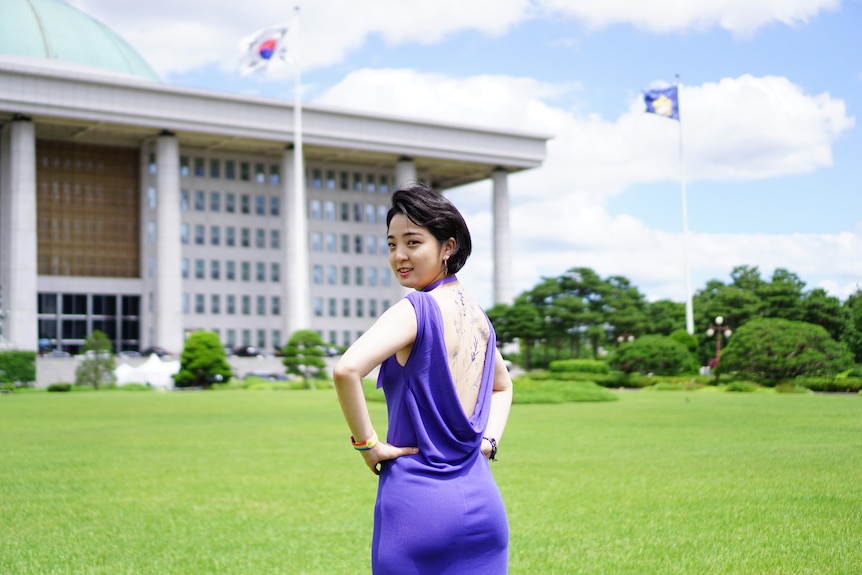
left=492, top=168, right=513, bottom=305
left=154, top=132, right=183, bottom=353
left=395, top=156, right=416, bottom=188
left=0, top=118, right=38, bottom=350
left=283, top=145, right=310, bottom=337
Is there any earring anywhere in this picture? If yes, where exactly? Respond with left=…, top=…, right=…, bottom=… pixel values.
left=443, top=257, right=449, bottom=275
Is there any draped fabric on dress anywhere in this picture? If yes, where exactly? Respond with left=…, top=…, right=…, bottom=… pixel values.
left=372, top=291, right=508, bottom=574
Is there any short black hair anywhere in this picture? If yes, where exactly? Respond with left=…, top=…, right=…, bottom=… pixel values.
left=387, top=182, right=472, bottom=274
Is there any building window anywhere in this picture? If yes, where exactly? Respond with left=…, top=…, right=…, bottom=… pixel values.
left=257, top=329, right=266, bottom=349
left=211, top=260, right=220, bottom=280
left=194, top=190, right=205, bottom=211
left=380, top=175, right=390, bottom=194
left=180, top=189, right=189, bottom=211
left=340, top=202, right=349, bottom=222
left=181, top=258, right=189, bottom=279
left=272, top=296, right=281, bottom=316
left=366, top=235, right=376, bottom=255
left=310, top=199, right=322, bottom=220
left=242, top=295, right=251, bottom=315
left=226, top=260, right=236, bottom=281
left=314, top=297, right=324, bottom=317
left=368, top=267, right=377, bottom=287
left=226, top=193, right=236, bottom=213
left=356, top=299, right=364, bottom=318
left=227, top=328, right=236, bottom=345
left=256, top=262, right=266, bottom=282
left=343, top=330, right=351, bottom=347
left=381, top=268, right=391, bottom=287
left=194, top=224, right=205, bottom=245
left=272, top=329, right=282, bottom=349
left=355, top=267, right=364, bottom=286
left=255, top=195, right=265, bottom=215
left=195, top=259, right=205, bottom=280
left=328, top=298, right=337, bottom=317
left=255, top=163, right=266, bottom=184
left=226, top=226, right=236, bottom=247
left=354, top=235, right=363, bottom=254
left=180, top=223, right=189, bottom=244
left=327, top=265, right=337, bottom=285
left=379, top=236, right=388, bottom=254
left=211, top=294, right=221, bottom=315
left=210, top=192, right=221, bottom=212
left=354, top=203, right=362, bottom=222
left=242, top=329, right=251, bottom=346
left=311, top=232, right=322, bottom=252
left=182, top=293, right=189, bottom=314
left=241, top=194, right=250, bottom=214
left=270, top=196, right=280, bottom=216
left=270, top=165, right=280, bottom=185
left=255, top=228, right=265, bottom=249
left=257, top=296, right=266, bottom=316
left=340, top=171, right=349, bottom=190
left=147, top=187, right=156, bottom=209
left=147, top=221, right=156, bottom=244
left=210, top=226, right=220, bottom=246
left=241, top=161, right=250, bottom=182
left=341, top=234, right=349, bottom=253
left=313, top=265, right=323, bottom=285
left=326, top=170, right=336, bottom=189
left=241, top=261, right=250, bottom=281
left=210, top=159, right=220, bottom=179
left=147, top=257, right=155, bottom=278
left=341, top=266, right=350, bottom=286
left=325, top=233, right=336, bottom=253
left=227, top=295, right=236, bottom=315
left=369, top=299, right=378, bottom=317
left=342, top=298, right=351, bottom=317
left=366, top=204, right=376, bottom=224
left=195, top=294, right=205, bottom=314
left=382, top=299, right=391, bottom=311
left=271, top=263, right=280, bottom=283
left=367, top=174, right=376, bottom=193
left=271, top=230, right=280, bottom=250
left=324, top=200, right=336, bottom=221
left=312, top=168, right=322, bottom=188
left=194, top=158, right=205, bottom=177
left=353, top=172, right=363, bottom=191
left=180, top=156, right=189, bottom=177
left=241, top=228, right=250, bottom=248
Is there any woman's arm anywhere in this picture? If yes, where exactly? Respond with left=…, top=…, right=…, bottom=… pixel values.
left=333, top=298, right=420, bottom=474
left=482, top=348, right=513, bottom=460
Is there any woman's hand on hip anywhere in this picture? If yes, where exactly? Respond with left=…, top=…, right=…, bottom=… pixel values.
left=361, top=441, right=419, bottom=475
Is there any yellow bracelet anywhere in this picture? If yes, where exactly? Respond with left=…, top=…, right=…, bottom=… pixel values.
left=351, top=431, right=378, bottom=451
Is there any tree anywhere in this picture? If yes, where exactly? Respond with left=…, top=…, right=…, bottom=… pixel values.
left=757, top=268, right=806, bottom=321
left=840, top=289, right=862, bottom=363
left=801, top=288, right=844, bottom=340
left=646, top=299, right=685, bottom=336
left=718, top=318, right=854, bottom=382
left=174, top=331, right=232, bottom=389
left=608, top=335, right=698, bottom=376
left=282, top=330, right=328, bottom=389
left=75, top=330, right=116, bottom=389
left=0, top=351, right=36, bottom=386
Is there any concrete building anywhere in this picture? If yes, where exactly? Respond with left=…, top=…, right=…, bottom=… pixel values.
left=0, top=0, right=548, bottom=354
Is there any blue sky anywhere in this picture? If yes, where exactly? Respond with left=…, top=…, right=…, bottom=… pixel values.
left=71, top=0, right=862, bottom=307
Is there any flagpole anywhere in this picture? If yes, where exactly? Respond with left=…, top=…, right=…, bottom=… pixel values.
left=289, top=4, right=311, bottom=331
left=677, top=75, right=694, bottom=335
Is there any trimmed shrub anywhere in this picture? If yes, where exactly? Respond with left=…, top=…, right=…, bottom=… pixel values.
left=792, top=376, right=862, bottom=393
left=548, top=359, right=609, bottom=374
left=724, top=381, right=760, bottom=393
left=0, top=351, right=36, bottom=385
left=609, top=335, right=699, bottom=376
left=512, top=377, right=618, bottom=404
left=47, top=383, right=72, bottom=392
left=774, top=383, right=812, bottom=394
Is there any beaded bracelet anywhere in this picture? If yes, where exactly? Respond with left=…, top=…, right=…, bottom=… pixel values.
left=351, top=431, right=378, bottom=451
left=483, top=436, right=498, bottom=461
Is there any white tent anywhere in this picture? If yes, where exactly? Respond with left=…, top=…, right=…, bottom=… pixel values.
left=114, top=354, right=179, bottom=390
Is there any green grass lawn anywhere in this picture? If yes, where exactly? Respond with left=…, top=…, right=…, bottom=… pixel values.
left=1, top=390, right=860, bottom=574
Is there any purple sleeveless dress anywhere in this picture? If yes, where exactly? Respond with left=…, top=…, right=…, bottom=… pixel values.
left=372, top=291, right=508, bottom=574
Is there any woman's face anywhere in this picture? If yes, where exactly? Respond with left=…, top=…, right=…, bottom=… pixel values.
left=387, top=213, right=453, bottom=290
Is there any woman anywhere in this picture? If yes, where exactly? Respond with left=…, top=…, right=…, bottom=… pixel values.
left=334, top=182, right=514, bottom=574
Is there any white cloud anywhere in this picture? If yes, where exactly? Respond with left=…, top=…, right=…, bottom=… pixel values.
left=68, top=0, right=841, bottom=75
left=316, top=69, right=857, bottom=305
left=536, top=0, right=841, bottom=35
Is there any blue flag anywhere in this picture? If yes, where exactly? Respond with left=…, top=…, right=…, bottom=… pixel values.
left=643, top=86, right=679, bottom=120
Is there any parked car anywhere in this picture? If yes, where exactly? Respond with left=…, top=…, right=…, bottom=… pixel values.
left=140, top=346, right=170, bottom=358
left=233, top=346, right=263, bottom=357
left=244, top=371, right=290, bottom=381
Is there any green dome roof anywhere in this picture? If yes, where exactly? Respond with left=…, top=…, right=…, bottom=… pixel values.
left=0, top=0, right=160, bottom=81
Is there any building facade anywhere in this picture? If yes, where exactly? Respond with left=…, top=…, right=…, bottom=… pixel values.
left=0, top=4, right=549, bottom=355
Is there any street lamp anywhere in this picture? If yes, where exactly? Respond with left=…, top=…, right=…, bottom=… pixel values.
left=706, top=316, right=732, bottom=372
